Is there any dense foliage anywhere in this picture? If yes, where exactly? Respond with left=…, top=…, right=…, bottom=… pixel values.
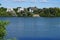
left=39, top=8, right=60, bottom=17
left=0, top=21, right=9, bottom=39
left=0, top=7, right=13, bottom=17
left=0, top=7, right=60, bottom=17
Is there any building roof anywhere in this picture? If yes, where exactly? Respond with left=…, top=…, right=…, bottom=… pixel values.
left=28, top=7, right=38, bottom=10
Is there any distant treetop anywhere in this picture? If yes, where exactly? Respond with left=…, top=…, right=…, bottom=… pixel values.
left=0, top=4, right=1, bottom=5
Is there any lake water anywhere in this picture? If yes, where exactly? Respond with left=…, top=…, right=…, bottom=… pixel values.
left=0, top=17, right=60, bottom=40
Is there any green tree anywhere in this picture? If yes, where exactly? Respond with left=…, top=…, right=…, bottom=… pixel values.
left=0, top=4, right=1, bottom=6
left=0, top=21, right=9, bottom=39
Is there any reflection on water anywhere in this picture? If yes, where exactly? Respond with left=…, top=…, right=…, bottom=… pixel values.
left=0, top=17, right=60, bottom=40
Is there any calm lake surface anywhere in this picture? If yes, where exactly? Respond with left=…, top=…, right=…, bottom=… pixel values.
left=1, top=17, right=60, bottom=40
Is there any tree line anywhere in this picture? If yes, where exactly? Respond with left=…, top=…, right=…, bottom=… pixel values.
left=0, top=7, right=60, bottom=17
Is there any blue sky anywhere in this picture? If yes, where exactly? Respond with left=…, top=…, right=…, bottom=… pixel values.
left=0, top=0, right=60, bottom=8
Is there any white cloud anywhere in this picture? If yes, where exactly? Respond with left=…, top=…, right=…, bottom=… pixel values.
left=40, top=0, right=48, bottom=3
left=4, top=0, right=8, bottom=1
left=13, top=0, right=25, bottom=2
left=4, top=0, right=48, bottom=3
left=31, top=0, right=36, bottom=2
left=13, top=0, right=37, bottom=3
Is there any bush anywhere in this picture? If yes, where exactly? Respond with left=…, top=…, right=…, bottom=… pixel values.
left=0, top=21, right=9, bottom=38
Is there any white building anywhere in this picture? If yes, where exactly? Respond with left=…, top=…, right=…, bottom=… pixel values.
left=28, top=7, right=37, bottom=13
left=17, top=7, right=24, bottom=13
left=6, top=8, right=17, bottom=16
left=29, top=9, right=34, bottom=12
left=6, top=8, right=14, bottom=12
